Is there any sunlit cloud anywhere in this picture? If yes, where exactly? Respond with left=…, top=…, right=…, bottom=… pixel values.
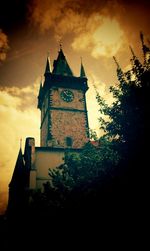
left=92, top=17, right=124, bottom=57
left=87, top=72, right=114, bottom=136
left=28, top=0, right=150, bottom=62
left=29, top=1, right=125, bottom=58
left=0, top=82, right=40, bottom=214
left=29, top=0, right=68, bottom=33
left=72, top=16, right=125, bottom=58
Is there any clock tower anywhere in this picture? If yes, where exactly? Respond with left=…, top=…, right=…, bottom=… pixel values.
left=38, top=47, right=89, bottom=149
left=8, top=46, right=90, bottom=207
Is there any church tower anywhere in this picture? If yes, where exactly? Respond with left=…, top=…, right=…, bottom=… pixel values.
left=38, top=47, right=89, bottom=149
left=8, top=46, right=90, bottom=207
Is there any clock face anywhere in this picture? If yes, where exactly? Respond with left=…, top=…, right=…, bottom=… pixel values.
left=60, top=89, right=74, bottom=102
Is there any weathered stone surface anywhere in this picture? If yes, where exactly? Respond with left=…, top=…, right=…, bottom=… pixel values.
left=41, top=115, right=48, bottom=146
left=51, top=110, right=88, bottom=148
left=41, top=87, right=88, bottom=148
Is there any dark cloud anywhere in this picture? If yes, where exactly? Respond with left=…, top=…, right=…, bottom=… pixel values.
left=28, top=0, right=150, bottom=43
left=0, top=0, right=30, bottom=31
left=0, top=0, right=149, bottom=42
left=0, top=0, right=149, bottom=31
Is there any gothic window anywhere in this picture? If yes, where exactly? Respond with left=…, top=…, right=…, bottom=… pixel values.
left=66, top=137, right=73, bottom=147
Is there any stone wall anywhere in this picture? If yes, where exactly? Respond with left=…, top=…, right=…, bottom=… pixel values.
left=40, top=87, right=89, bottom=148
left=51, top=110, right=88, bottom=148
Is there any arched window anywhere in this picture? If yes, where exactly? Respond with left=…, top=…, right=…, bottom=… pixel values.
left=66, top=137, right=73, bottom=147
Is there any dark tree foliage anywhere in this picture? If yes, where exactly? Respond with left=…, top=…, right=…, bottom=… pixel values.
left=95, top=33, right=150, bottom=215
left=97, top=33, right=150, bottom=175
left=28, top=139, right=119, bottom=215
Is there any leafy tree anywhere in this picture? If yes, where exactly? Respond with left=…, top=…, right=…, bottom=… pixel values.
left=96, top=32, right=150, bottom=167
left=89, top=128, right=98, bottom=140
left=36, top=137, right=119, bottom=211
left=95, top=33, right=150, bottom=210
left=49, top=139, right=119, bottom=188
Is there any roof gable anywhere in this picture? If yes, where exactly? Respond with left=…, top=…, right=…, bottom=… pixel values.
left=52, top=49, right=73, bottom=76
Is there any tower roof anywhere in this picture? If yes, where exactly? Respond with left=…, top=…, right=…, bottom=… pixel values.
left=44, top=56, right=51, bottom=75
left=38, top=81, right=43, bottom=97
left=80, top=59, right=86, bottom=78
left=9, top=148, right=25, bottom=188
left=52, top=48, right=73, bottom=76
left=37, top=81, right=43, bottom=109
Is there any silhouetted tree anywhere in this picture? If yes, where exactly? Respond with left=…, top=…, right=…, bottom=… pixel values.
left=99, top=33, right=149, bottom=157
left=96, top=32, right=150, bottom=201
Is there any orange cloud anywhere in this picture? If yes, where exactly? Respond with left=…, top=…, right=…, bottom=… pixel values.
left=28, top=0, right=68, bottom=33
left=72, top=16, right=125, bottom=58
left=28, top=1, right=125, bottom=57
left=28, top=0, right=150, bottom=61
left=0, top=29, right=9, bottom=62
left=86, top=72, right=114, bottom=136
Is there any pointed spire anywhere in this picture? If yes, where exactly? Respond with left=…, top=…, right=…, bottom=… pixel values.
left=9, top=148, right=25, bottom=188
left=59, top=42, right=62, bottom=51
left=80, top=57, right=86, bottom=78
left=20, top=138, right=22, bottom=150
left=44, top=53, right=51, bottom=75
left=45, top=57, right=50, bottom=73
left=52, top=46, right=73, bottom=76
left=37, top=80, right=43, bottom=109
left=38, top=79, right=43, bottom=97
left=39, top=80, right=43, bottom=91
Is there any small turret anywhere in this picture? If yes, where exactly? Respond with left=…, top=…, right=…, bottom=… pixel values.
left=80, top=58, right=86, bottom=78
left=37, top=81, right=43, bottom=109
left=44, top=55, right=51, bottom=76
left=9, top=148, right=25, bottom=188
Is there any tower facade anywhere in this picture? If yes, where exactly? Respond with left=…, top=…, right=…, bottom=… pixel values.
left=38, top=48, right=89, bottom=149
left=8, top=47, right=90, bottom=208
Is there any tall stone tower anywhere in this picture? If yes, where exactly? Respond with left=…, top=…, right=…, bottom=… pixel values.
left=8, top=47, right=90, bottom=210
left=38, top=47, right=89, bottom=149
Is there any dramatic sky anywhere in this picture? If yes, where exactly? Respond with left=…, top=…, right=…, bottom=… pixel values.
left=0, top=0, right=150, bottom=214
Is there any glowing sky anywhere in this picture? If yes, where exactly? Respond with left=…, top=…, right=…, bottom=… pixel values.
left=0, top=0, right=150, bottom=214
